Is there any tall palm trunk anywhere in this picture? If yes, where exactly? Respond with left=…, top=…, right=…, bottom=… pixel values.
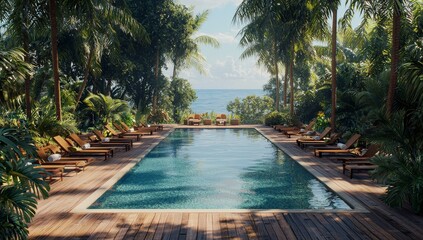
left=152, top=47, right=159, bottom=112
left=330, top=6, right=337, bottom=132
left=172, top=58, right=178, bottom=80
left=386, top=7, right=401, bottom=117
left=273, top=41, right=280, bottom=111
left=284, top=58, right=288, bottom=107
left=74, top=48, right=94, bottom=110
left=289, top=45, right=294, bottom=116
left=49, top=0, right=61, bottom=121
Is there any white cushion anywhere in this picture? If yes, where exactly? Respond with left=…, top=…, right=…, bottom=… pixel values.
left=337, top=143, right=347, bottom=150
left=300, top=128, right=305, bottom=133
left=25, top=162, right=33, bottom=166
left=129, top=128, right=135, bottom=132
left=47, top=153, right=62, bottom=162
left=102, top=137, right=110, bottom=142
left=313, top=136, right=321, bottom=140
left=82, top=143, right=91, bottom=149
left=360, top=148, right=368, bottom=156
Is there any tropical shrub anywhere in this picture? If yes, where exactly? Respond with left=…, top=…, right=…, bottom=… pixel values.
left=264, top=110, right=291, bottom=126
left=0, top=127, right=50, bottom=239
left=169, top=78, right=197, bottom=123
left=314, top=111, right=330, bottom=132
left=83, top=93, right=130, bottom=127
left=227, top=95, right=273, bottom=124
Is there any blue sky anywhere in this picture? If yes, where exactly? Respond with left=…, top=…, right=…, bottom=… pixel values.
left=170, top=0, right=361, bottom=89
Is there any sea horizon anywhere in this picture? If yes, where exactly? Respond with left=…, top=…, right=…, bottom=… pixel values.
left=191, top=89, right=265, bottom=114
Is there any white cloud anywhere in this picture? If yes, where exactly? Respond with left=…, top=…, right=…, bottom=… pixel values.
left=176, top=0, right=242, bottom=11
left=196, top=32, right=237, bottom=44
left=176, top=56, right=270, bottom=89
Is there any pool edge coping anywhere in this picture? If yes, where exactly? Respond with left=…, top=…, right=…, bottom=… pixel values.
left=72, top=126, right=369, bottom=214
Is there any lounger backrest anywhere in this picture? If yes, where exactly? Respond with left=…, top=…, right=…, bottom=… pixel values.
left=363, top=144, right=379, bottom=157
left=53, top=136, right=72, bottom=153
left=194, top=114, right=201, bottom=120
left=69, top=133, right=86, bottom=147
left=36, top=147, right=48, bottom=160
left=221, top=114, right=227, bottom=119
left=345, top=134, right=361, bottom=148
left=305, top=119, right=316, bottom=131
left=328, top=133, right=341, bottom=144
left=47, top=145, right=62, bottom=154
left=119, top=121, right=131, bottom=131
left=93, top=130, right=105, bottom=140
left=113, top=122, right=126, bottom=132
left=318, top=127, right=332, bottom=139
left=105, top=125, right=119, bottom=136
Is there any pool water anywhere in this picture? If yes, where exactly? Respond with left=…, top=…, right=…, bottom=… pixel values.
left=90, top=129, right=351, bottom=210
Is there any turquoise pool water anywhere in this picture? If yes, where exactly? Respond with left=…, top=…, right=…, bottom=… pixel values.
left=90, top=129, right=351, bottom=210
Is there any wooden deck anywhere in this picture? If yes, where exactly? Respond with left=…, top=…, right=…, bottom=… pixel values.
left=29, top=125, right=423, bottom=239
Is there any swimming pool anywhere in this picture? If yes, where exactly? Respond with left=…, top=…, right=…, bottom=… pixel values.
left=89, top=129, right=351, bottom=210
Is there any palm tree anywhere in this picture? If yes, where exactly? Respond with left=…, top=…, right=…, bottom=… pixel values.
left=345, top=0, right=406, bottom=116
left=68, top=0, right=149, bottom=107
left=169, top=10, right=219, bottom=80
left=0, top=127, right=50, bottom=239
left=48, top=0, right=61, bottom=121
left=234, top=0, right=284, bottom=111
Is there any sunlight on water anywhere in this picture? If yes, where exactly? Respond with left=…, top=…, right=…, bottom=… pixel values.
left=90, top=129, right=351, bottom=210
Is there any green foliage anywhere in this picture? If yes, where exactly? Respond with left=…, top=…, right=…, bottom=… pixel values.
left=227, top=95, right=273, bottom=124
left=264, top=110, right=291, bottom=126
left=169, top=78, right=197, bottom=123
left=83, top=93, right=130, bottom=126
left=0, top=127, right=50, bottom=239
left=314, top=111, right=330, bottom=132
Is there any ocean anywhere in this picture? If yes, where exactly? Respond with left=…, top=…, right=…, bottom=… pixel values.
left=191, top=89, right=264, bottom=114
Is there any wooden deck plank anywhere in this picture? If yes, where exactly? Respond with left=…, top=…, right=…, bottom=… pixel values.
left=186, top=213, right=199, bottom=240
left=26, top=126, right=423, bottom=240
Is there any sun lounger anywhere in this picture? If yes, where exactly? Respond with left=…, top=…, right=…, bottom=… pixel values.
left=296, top=127, right=331, bottom=146
left=275, top=119, right=316, bottom=132
left=300, top=133, right=341, bottom=149
left=69, top=133, right=128, bottom=152
left=187, top=114, right=201, bottom=125
left=113, top=122, right=153, bottom=135
left=34, top=165, right=64, bottom=181
left=344, top=163, right=377, bottom=178
left=314, top=134, right=361, bottom=157
left=92, top=130, right=133, bottom=148
left=53, top=136, right=112, bottom=160
left=119, top=121, right=156, bottom=134
left=138, top=122, right=163, bottom=131
left=105, top=125, right=142, bottom=141
left=216, top=114, right=227, bottom=126
left=36, top=146, right=93, bottom=171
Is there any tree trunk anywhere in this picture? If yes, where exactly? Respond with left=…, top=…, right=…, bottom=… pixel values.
left=330, top=6, right=337, bottom=132
left=74, top=48, right=94, bottom=109
left=386, top=7, right=401, bottom=117
left=172, top=59, right=177, bottom=80
left=284, top=59, right=288, bottom=107
left=274, top=41, right=279, bottom=111
left=289, top=45, right=294, bottom=116
left=49, top=0, right=61, bottom=121
left=152, top=47, right=160, bottom=112
left=106, top=78, right=112, bottom=96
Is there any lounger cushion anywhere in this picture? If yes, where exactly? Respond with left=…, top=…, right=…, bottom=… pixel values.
left=337, top=143, right=347, bottom=150
left=300, top=128, right=305, bottom=133
left=313, top=136, right=321, bottom=140
left=82, top=143, right=91, bottom=149
left=102, top=137, right=110, bottom=142
left=48, top=153, right=62, bottom=162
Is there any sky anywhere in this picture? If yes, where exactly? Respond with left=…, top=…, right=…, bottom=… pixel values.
left=169, top=0, right=361, bottom=89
